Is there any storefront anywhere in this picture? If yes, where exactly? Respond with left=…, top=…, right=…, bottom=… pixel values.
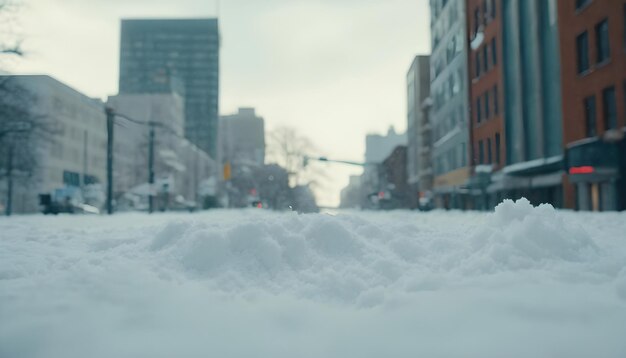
left=565, top=134, right=625, bottom=212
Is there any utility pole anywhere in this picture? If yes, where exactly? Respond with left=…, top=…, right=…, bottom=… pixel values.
left=5, top=143, right=13, bottom=216
left=148, top=122, right=156, bottom=214
left=105, top=107, right=115, bottom=215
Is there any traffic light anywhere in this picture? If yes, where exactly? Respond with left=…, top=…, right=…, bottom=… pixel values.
left=223, top=162, right=232, bottom=181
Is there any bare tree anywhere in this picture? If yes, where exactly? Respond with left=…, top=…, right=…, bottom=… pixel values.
left=267, top=126, right=324, bottom=187
left=0, top=78, right=51, bottom=215
left=266, top=126, right=330, bottom=209
left=0, top=0, right=23, bottom=57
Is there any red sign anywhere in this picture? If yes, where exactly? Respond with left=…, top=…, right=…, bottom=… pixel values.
left=569, top=166, right=594, bottom=175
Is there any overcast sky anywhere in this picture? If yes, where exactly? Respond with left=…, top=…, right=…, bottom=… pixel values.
left=8, top=0, right=431, bottom=207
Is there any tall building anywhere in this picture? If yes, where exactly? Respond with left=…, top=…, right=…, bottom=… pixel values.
left=406, top=55, right=431, bottom=208
left=119, top=18, right=220, bottom=159
left=430, top=0, right=471, bottom=209
left=497, top=0, right=564, bottom=207
left=219, top=108, right=266, bottom=167
left=0, top=75, right=107, bottom=213
left=361, top=127, right=406, bottom=206
left=466, top=0, right=505, bottom=210
left=558, top=0, right=626, bottom=211
left=364, top=126, right=406, bottom=164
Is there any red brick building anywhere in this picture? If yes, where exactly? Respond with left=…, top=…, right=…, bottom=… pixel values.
left=467, top=0, right=504, bottom=209
left=558, top=0, right=626, bottom=211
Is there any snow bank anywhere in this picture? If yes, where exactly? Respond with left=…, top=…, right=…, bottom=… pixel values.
left=1, top=200, right=626, bottom=358
left=468, top=198, right=599, bottom=271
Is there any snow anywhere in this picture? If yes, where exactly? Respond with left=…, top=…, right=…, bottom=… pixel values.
left=1, top=198, right=626, bottom=357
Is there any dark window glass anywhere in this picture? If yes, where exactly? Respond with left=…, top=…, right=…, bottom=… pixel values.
left=491, top=38, right=497, bottom=65
left=483, top=45, right=488, bottom=72
left=63, top=170, right=80, bottom=187
left=495, top=133, right=501, bottom=165
left=475, top=52, right=481, bottom=78
left=491, top=0, right=496, bottom=18
left=482, top=1, right=488, bottom=25
left=576, top=0, right=591, bottom=10
left=595, top=19, right=610, bottom=63
left=479, top=140, right=484, bottom=164
left=576, top=31, right=589, bottom=73
left=493, top=85, right=499, bottom=115
left=602, top=86, right=617, bottom=129
left=476, top=97, right=482, bottom=123
left=623, top=4, right=626, bottom=51
left=487, top=138, right=492, bottom=164
left=474, top=7, right=480, bottom=36
left=584, top=96, right=597, bottom=137
left=484, top=91, right=490, bottom=119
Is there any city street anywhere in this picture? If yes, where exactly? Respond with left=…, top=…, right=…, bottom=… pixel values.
left=1, top=199, right=626, bottom=357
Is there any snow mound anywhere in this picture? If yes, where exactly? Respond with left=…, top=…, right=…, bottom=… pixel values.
left=468, top=198, right=599, bottom=271
left=2, top=207, right=626, bottom=358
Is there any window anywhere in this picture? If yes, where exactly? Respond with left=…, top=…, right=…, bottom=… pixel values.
left=475, top=52, right=481, bottom=78
left=479, top=140, right=485, bottom=164
left=482, top=1, right=488, bottom=25
left=602, top=86, right=617, bottom=130
left=576, top=31, right=589, bottom=73
left=487, top=138, right=492, bottom=164
left=493, top=85, right=499, bottom=115
left=491, top=37, right=497, bottom=65
left=484, top=91, right=490, bottom=119
left=623, top=4, right=626, bottom=51
left=595, top=19, right=610, bottom=63
left=476, top=97, right=482, bottom=123
left=63, top=170, right=80, bottom=187
left=473, top=7, right=480, bottom=36
left=584, top=96, right=597, bottom=137
left=495, top=133, right=501, bottom=165
left=491, top=0, right=496, bottom=18
left=576, top=0, right=591, bottom=10
left=483, top=45, right=489, bottom=72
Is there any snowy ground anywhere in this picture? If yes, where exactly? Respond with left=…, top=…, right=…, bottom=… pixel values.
left=1, top=198, right=626, bottom=358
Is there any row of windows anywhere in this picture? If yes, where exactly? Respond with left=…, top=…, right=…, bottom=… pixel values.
left=434, top=106, right=465, bottom=143
left=434, top=142, right=467, bottom=176
left=432, top=29, right=464, bottom=81
left=431, top=0, right=460, bottom=51
left=62, top=171, right=100, bottom=187
left=576, top=18, right=611, bottom=74
left=583, top=83, right=624, bottom=137
left=475, top=86, right=499, bottom=124
left=476, top=133, right=501, bottom=166
left=474, top=37, right=497, bottom=78
left=433, top=70, right=464, bottom=113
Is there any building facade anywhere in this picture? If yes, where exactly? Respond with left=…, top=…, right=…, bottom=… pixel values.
left=430, top=0, right=471, bottom=209
left=558, top=0, right=626, bottom=211
left=107, top=93, right=216, bottom=210
left=406, top=55, right=431, bottom=208
left=119, top=19, right=220, bottom=159
left=361, top=127, right=406, bottom=204
left=0, top=75, right=107, bottom=213
left=487, top=0, right=565, bottom=208
left=418, top=98, right=435, bottom=194
left=219, top=107, right=266, bottom=168
left=380, top=145, right=410, bottom=210
left=466, top=0, right=505, bottom=209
